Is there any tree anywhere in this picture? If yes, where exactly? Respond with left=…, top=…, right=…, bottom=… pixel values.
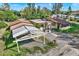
left=4, top=11, right=18, bottom=21
left=0, top=22, right=8, bottom=29
left=21, top=3, right=51, bottom=19
left=41, top=7, right=51, bottom=18
left=2, top=3, right=10, bottom=11
left=67, top=6, right=72, bottom=15
left=13, top=10, right=21, bottom=17
left=37, top=6, right=40, bottom=13
left=52, top=3, right=63, bottom=14
left=27, top=3, right=35, bottom=15
left=0, top=11, right=5, bottom=21
left=0, top=10, right=18, bottom=22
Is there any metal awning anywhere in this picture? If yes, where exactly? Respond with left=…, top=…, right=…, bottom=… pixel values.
left=12, top=25, right=44, bottom=41
left=25, top=26, right=39, bottom=34
left=12, top=26, right=29, bottom=38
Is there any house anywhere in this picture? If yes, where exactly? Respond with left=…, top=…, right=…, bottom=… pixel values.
left=50, top=17, right=70, bottom=29
left=10, top=19, right=44, bottom=42
left=10, top=19, right=46, bottom=52
left=72, top=11, right=79, bottom=15
left=71, top=11, right=79, bottom=19
left=51, top=14, right=68, bottom=19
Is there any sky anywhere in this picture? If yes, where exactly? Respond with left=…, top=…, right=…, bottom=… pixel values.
left=0, top=3, right=79, bottom=11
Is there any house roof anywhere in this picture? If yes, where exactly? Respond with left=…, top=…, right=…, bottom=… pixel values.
left=72, top=11, right=79, bottom=15
left=51, top=17, right=70, bottom=27
left=10, top=20, right=32, bottom=26
left=10, top=19, right=43, bottom=39
left=10, top=19, right=33, bottom=30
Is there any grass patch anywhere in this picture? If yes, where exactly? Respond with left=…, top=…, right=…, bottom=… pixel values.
left=53, top=23, right=79, bottom=33
left=43, top=41, right=57, bottom=53
left=0, top=40, right=57, bottom=56
left=52, top=23, right=79, bottom=34
left=2, top=47, right=31, bottom=56
left=38, top=36, right=49, bottom=43
left=32, top=46, right=44, bottom=54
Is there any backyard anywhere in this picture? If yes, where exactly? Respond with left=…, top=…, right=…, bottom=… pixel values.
left=0, top=39, right=57, bottom=56
left=0, top=28, right=57, bottom=56
left=1, top=3, right=79, bottom=56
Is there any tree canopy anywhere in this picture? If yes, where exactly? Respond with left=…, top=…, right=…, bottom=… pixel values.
left=0, top=10, right=18, bottom=22
left=52, top=3, right=63, bottom=14
left=20, top=3, right=52, bottom=19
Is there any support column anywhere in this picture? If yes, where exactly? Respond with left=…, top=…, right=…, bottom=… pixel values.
left=43, top=22, right=46, bottom=44
left=43, top=32, right=46, bottom=44
left=15, top=38, right=20, bottom=53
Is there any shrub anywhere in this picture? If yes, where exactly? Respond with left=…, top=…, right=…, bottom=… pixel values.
left=3, top=30, right=15, bottom=49
left=38, top=36, right=49, bottom=43
left=33, top=23, right=42, bottom=28
left=18, top=48, right=32, bottom=55
left=76, top=20, right=79, bottom=22
left=43, top=41, right=57, bottom=53
left=46, top=42, right=57, bottom=48
left=32, top=46, right=44, bottom=53
left=0, top=22, right=8, bottom=29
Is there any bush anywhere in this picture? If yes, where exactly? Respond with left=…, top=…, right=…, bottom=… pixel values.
left=38, top=36, right=49, bottom=43
left=32, top=46, right=44, bottom=53
left=0, top=22, right=8, bottom=29
left=43, top=41, right=57, bottom=53
left=46, top=42, right=57, bottom=48
left=3, top=30, right=15, bottom=49
left=33, top=23, right=42, bottom=28
left=76, top=20, right=79, bottom=22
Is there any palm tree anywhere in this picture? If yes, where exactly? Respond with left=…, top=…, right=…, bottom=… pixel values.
left=53, top=3, right=63, bottom=14
left=27, top=3, right=36, bottom=14
left=2, top=3, right=10, bottom=11
left=67, top=6, right=72, bottom=21
left=68, top=6, right=72, bottom=15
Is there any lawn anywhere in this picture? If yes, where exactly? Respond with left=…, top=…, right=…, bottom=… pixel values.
left=60, top=23, right=79, bottom=33
left=0, top=39, right=57, bottom=56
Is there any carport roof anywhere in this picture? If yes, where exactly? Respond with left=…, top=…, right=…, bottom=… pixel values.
left=12, top=26, right=29, bottom=38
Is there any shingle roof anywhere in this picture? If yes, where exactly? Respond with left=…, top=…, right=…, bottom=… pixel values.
left=10, top=20, right=32, bottom=26
left=10, top=19, right=33, bottom=30
left=51, top=17, right=70, bottom=27
left=10, top=19, right=41, bottom=38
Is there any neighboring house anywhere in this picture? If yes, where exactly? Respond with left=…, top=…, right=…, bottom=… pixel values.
left=51, top=14, right=68, bottom=19
left=71, top=11, right=79, bottom=19
left=50, top=17, right=70, bottom=29
left=10, top=19, right=44, bottom=42
left=72, top=11, right=79, bottom=15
